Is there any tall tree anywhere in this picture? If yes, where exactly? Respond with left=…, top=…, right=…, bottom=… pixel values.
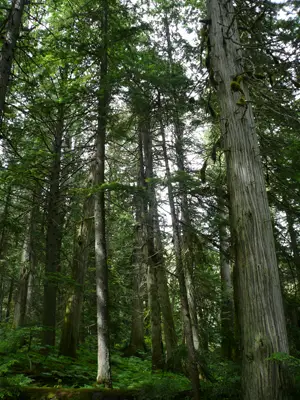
left=207, top=1, right=290, bottom=398
left=0, top=0, right=26, bottom=121
left=94, top=0, right=112, bottom=386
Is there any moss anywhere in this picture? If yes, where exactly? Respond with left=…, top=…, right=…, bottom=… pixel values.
left=236, top=96, right=246, bottom=106
left=230, top=81, right=242, bottom=93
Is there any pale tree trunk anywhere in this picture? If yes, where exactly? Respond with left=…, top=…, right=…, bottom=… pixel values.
left=0, top=0, right=26, bottom=121
left=59, top=192, right=94, bottom=358
left=42, top=105, right=65, bottom=347
left=163, top=12, right=201, bottom=352
left=14, top=213, right=31, bottom=328
left=94, top=0, right=111, bottom=385
left=139, top=119, right=164, bottom=370
left=5, top=278, right=14, bottom=321
left=14, top=189, right=39, bottom=327
left=153, top=203, right=178, bottom=368
left=159, top=104, right=200, bottom=399
left=207, top=1, right=289, bottom=398
left=174, top=120, right=200, bottom=352
left=217, top=187, right=234, bottom=360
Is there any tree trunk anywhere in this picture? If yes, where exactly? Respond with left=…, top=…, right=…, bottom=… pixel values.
left=94, top=0, right=111, bottom=384
left=126, top=192, right=146, bottom=356
left=127, top=223, right=146, bottom=356
left=14, top=213, right=32, bottom=328
left=0, top=0, right=26, bottom=121
left=139, top=119, right=164, bottom=371
left=207, top=1, right=289, bottom=398
left=0, top=184, right=11, bottom=322
left=218, top=187, right=234, bottom=360
left=42, top=106, right=64, bottom=347
left=5, top=278, right=14, bottom=321
left=163, top=12, right=201, bottom=352
left=286, top=212, right=300, bottom=286
left=153, top=204, right=178, bottom=368
left=59, top=192, right=94, bottom=358
left=159, top=104, right=200, bottom=398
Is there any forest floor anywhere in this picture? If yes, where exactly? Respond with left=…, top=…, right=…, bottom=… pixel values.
left=0, top=327, right=241, bottom=399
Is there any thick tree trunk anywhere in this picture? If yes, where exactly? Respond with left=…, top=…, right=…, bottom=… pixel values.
left=207, top=1, right=289, bottom=398
left=94, top=0, right=111, bottom=384
left=0, top=0, right=26, bottom=121
left=140, top=120, right=164, bottom=371
left=160, top=109, right=200, bottom=399
left=42, top=106, right=64, bottom=347
left=59, top=193, right=94, bottom=358
left=218, top=188, right=234, bottom=360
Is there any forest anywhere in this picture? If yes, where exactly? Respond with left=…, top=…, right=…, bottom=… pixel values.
left=0, top=0, right=299, bottom=399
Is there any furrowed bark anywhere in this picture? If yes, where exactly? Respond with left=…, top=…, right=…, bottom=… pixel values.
left=207, top=1, right=289, bottom=398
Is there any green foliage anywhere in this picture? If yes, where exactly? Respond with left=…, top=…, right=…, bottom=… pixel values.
left=201, top=358, right=241, bottom=399
left=0, top=327, right=191, bottom=398
left=268, top=352, right=300, bottom=393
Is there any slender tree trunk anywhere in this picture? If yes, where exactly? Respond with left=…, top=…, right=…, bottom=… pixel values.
left=139, top=119, right=164, bottom=371
left=14, top=213, right=32, bottom=328
left=26, top=188, right=40, bottom=324
left=42, top=106, right=64, bottom=347
left=218, top=187, right=234, bottom=360
left=159, top=105, right=200, bottom=399
left=286, top=212, right=300, bottom=286
left=59, top=193, right=94, bottom=358
left=207, top=1, right=289, bottom=398
left=126, top=190, right=146, bottom=356
left=94, top=0, right=111, bottom=385
left=0, top=185, right=11, bottom=322
left=153, top=204, right=178, bottom=368
left=0, top=0, right=26, bottom=121
left=127, top=218, right=146, bottom=356
left=5, top=278, right=14, bottom=321
left=163, top=12, right=201, bottom=352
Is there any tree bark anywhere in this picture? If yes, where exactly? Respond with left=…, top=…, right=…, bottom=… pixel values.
left=0, top=0, right=26, bottom=121
left=59, top=192, right=94, bottom=358
left=42, top=105, right=65, bottom=347
left=0, top=184, right=11, bottom=322
left=153, top=204, right=178, bottom=368
left=207, top=1, right=289, bottom=398
left=126, top=212, right=146, bottom=356
left=159, top=105, right=200, bottom=398
left=286, top=212, right=300, bottom=286
left=5, top=277, right=14, bottom=321
left=163, top=12, right=201, bottom=352
left=94, top=0, right=111, bottom=385
left=139, top=118, right=164, bottom=371
left=14, top=213, right=31, bottom=328
left=217, top=187, right=234, bottom=360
